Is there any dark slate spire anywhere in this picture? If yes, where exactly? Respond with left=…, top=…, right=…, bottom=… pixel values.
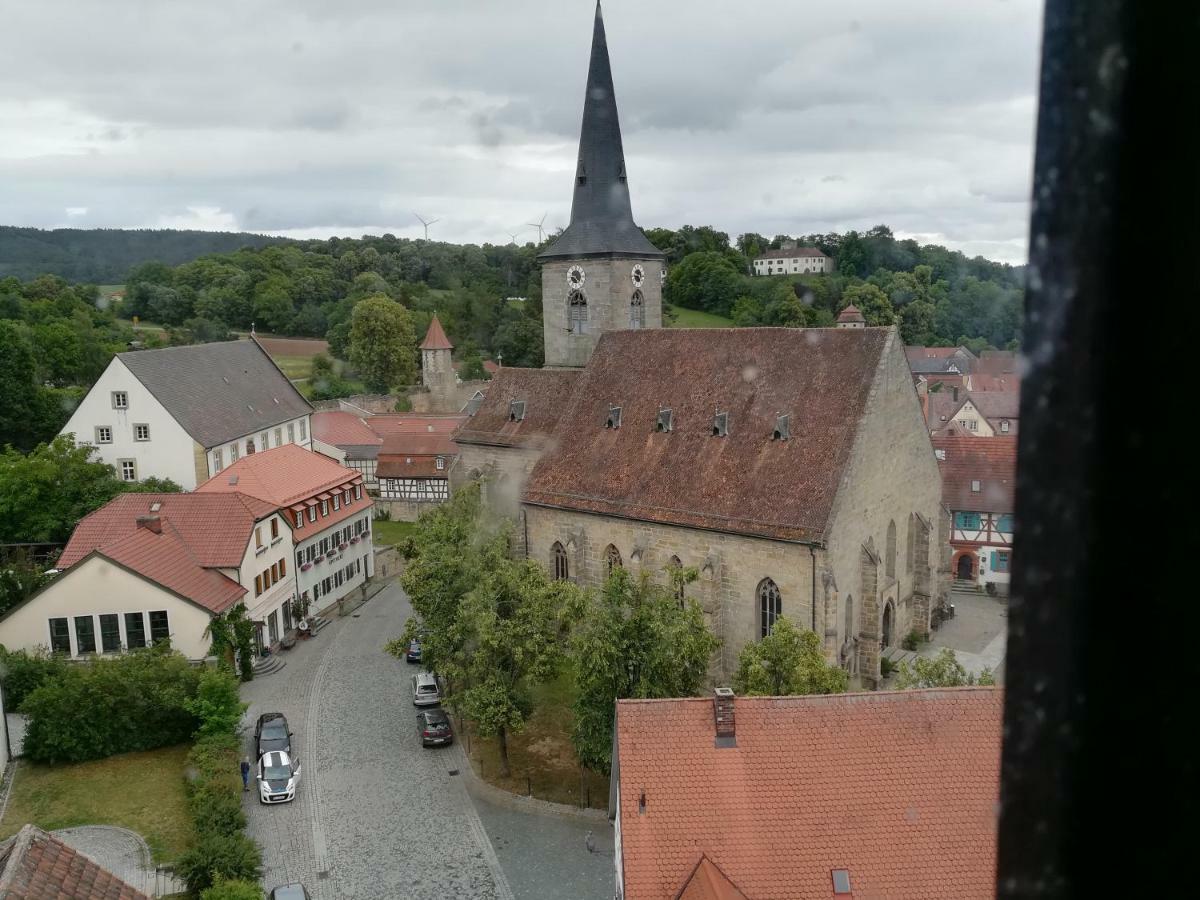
left=539, top=2, right=663, bottom=260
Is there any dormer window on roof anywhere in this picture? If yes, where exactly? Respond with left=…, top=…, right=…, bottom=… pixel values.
left=773, top=414, right=791, bottom=441
left=655, top=408, right=673, bottom=433
left=509, top=400, right=526, bottom=422
left=606, top=405, right=622, bottom=429
left=712, top=411, right=729, bottom=437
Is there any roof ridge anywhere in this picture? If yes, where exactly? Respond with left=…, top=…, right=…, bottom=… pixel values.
left=618, top=686, right=1002, bottom=706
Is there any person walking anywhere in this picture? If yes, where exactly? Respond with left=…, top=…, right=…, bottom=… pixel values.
left=240, top=756, right=251, bottom=792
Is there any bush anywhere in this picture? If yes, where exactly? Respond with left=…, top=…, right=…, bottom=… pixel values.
left=186, top=669, right=247, bottom=737
left=880, top=657, right=896, bottom=678
left=0, top=645, right=67, bottom=710
left=201, top=879, right=264, bottom=900
left=21, top=645, right=201, bottom=763
left=985, top=581, right=998, bottom=596
left=902, top=630, right=922, bottom=651
left=175, top=830, right=262, bottom=895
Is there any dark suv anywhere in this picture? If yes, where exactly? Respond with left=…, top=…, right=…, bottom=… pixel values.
left=417, top=708, right=453, bottom=747
left=255, top=712, right=292, bottom=758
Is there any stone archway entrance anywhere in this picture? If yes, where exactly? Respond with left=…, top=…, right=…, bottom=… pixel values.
left=882, top=601, right=895, bottom=649
left=956, top=553, right=974, bottom=580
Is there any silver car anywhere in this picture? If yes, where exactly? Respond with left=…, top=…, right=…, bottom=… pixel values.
left=411, top=671, right=441, bottom=706
left=257, top=750, right=302, bottom=804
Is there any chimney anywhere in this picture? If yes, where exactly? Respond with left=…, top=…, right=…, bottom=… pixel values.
left=136, top=515, right=162, bottom=534
left=713, top=687, right=736, bottom=744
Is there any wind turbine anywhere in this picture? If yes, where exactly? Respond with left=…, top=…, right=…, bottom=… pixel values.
left=414, top=212, right=440, bottom=240
left=506, top=228, right=524, bottom=245
left=527, top=213, right=548, bottom=243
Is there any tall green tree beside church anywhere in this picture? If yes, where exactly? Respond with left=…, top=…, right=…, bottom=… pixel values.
left=347, top=294, right=417, bottom=392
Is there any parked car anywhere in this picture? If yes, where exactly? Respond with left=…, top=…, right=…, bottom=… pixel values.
left=411, top=671, right=441, bottom=707
left=417, top=707, right=454, bottom=747
left=406, top=637, right=422, bottom=664
left=255, top=712, right=292, bottom=758
left=257, top=750, right=302, bottom=804
left=270, top=884, right=311, bottom=899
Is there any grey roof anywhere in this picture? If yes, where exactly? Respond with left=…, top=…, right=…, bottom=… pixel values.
left=538, top=3, right=663, bottom=261
left=909, top=358, right=967, bottom=375
left=118, top=339, right=312, bottom=448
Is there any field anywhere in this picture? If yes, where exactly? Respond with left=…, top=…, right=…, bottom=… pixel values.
left=0, top=745, right=194, bottom=862
left=372, top=519, right=419, bottom=549
left=666, top=304, right=733, bottom=328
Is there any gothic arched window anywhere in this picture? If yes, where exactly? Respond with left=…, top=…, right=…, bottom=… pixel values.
left=568, top=291, right=588, bottom=335
left=605, top=544, right=622, bottom=577
left=758, top=577, right=781, bottom=638
left=629, top=290, right=645, bottom=329
left=552, top=542, right=569, bottom=581
left=886, top=520, right=897, bottom=578
left=669, top=555, right=685, bottom=606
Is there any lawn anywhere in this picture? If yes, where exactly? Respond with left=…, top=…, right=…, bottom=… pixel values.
left=0, top=745, right=194, bottom=862
left=666, top=304, right=733, bottom=328
left=272, top=354, right=315, bottom=381
left=372, top=519, right=419, bottom=549
left=460, top=668, right=610, bottom=810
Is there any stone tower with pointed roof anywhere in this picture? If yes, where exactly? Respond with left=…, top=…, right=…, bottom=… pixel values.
left=420, top=313, right=456, bottom=409
left=538, top=2, right=665, bottom=368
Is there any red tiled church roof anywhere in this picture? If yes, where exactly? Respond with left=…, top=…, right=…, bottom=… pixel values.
left=311, top=410, right=382, bottom=448
left=932, top=434, right=1018, bottom=513
left=0, top=824, right=152, bottom=899
left=615, top=689, right=1003, bottom=900
left=523, top=327, right=890, bottom=542
left=453, top=368, right=581, bottom=449
left=419, top=314, right=454, bottom=350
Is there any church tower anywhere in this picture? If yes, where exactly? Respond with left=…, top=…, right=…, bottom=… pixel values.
left=538, top=1, right=665, bottom=368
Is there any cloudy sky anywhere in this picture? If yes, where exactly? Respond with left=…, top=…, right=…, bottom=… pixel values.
left=1, top=0, right=1044, bottom=263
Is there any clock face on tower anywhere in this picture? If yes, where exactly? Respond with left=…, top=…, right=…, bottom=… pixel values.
left=631, top=264, right=645, bottom=287
left=566, top=265, right=585, bottom=289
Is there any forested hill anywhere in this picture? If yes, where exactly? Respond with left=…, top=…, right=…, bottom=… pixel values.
left=0, top=226, right=291, bottom=282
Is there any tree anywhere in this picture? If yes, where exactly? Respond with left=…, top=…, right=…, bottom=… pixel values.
left=732, top=618, right=848, bottom=696
left=456, top=537, right=572, bottom=777
left=570, top=567, right=719, bottom=774
left=894, top=647, right=995, bottom=688
left=204, top=603, right=256, bottom=682
left=0, top=321, right=57, bottom=452
left=347, top=294, right=417, bottom=392
left=456, top=342, right=489, bottom=381
left=179, top=317, right=232, bottom=344
left=841, top=283, right=896, bottom=326
left=186, top=668, right=248, bottom=737
left=0, top=551, right=52, bottom=618
left=663, top=251, right=743, bottom=316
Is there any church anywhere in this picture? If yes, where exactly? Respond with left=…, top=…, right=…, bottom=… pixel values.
left=451, top=3, right=946, bottom=685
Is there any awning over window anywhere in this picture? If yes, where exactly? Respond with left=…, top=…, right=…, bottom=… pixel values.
left=304, top=498, right=319, bottom=507
left=316, top=492, right=332, bottom=501
left=290, top=503, right=307, bottom=513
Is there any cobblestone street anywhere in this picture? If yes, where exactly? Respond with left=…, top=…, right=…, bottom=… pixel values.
left=240, top=577, right=612, bottom=900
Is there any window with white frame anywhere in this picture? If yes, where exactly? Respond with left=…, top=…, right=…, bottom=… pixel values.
left=332, top=494, right=340, bottom=511
left=111, top=391, right=128, bottom=409
left=48, top=617, right=71, bottom=654
left=134, top=423, right=150, bottom=441
left=287, top=423, right=295, bottom=442
left=971, top=479, right=982, bottom=492
left=436, top=457, right=445, bottom=470
left=246, top=438, right=256, bottom=455
left=231, top=443, right=240, bottom=461
left=260, top=431, right=269, bottom=449
left=299, top=419, right=307, bottom=440
left=354, top=485, right=362, bottom=500
left=308, top=505, right=317, bottom=523
left=95, top=425, right=113, bottom=443
left=321, top=500, right=329, bottom=516
left=274, top=427, right=283, bottom=445
left=213, top=448, right=224, bottom=471
left=119, top=459, right=137, bottom=481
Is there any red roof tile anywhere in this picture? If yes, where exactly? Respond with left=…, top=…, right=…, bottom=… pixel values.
left=969, top=373, right=1021, bottom=393
left=932, top=434, right=1018, bottom=513
left=836, top=304, right=865, bottom=323
left=966, top=391, right=1020, bottom=420
left=523, top=328, right=890, bottom=542
left=975, top=350, right=1018, bottom=375
left=676, top=857, right=749, bottom=900
left=0, top=824, right=152, bottom=899
left=615, top=689, right=1003, bottom=900
left=59, top=493, right=272, bottom=569
left=311, top=411, right=382, bottom=448
left=376, top=457, right=448, bottom=478
left=96, top=525, right=245, bottom=614
left=366, top=415, right=465, bottom=437
left=196, top=444, right=361, bottom=508
left=419, top=313, right=454, bottom=350
left=454, top=368, right=581, bottom=449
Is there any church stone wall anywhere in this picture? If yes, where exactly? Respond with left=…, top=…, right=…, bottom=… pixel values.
left=523, top=504, right=818, bottom=681
left=822, top=328, right=945, bottom=686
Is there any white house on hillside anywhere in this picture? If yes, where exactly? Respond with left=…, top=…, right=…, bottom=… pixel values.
left=752, top=245, right=831, bottom=276
left=59, top=338, right=313, bottom=489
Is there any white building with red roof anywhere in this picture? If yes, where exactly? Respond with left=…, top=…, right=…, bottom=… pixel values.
left=0, top=491, right=290, bottom=660
left=196, top=443, right=374, bottom=618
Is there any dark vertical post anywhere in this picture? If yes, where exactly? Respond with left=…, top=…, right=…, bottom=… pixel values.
left=997, top=1, right=1199, bottom=895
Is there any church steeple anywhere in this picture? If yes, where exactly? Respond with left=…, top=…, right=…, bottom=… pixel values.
left=539, top=2, right=662, bottom=261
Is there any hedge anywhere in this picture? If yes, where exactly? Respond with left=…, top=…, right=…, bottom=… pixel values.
left=21, top=644, right=201, bottom=763
left=0, top=645, right=68, bottom=710
left=201, top=880, right=264, bottom=900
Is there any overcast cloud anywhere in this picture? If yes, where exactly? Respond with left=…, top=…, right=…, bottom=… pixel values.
left=0, top=0, right=1043, bottom=263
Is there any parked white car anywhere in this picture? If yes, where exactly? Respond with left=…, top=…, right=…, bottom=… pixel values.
left=258, top=750, right=302, bottom=804
left=411, top=671, right=441, bottom=707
